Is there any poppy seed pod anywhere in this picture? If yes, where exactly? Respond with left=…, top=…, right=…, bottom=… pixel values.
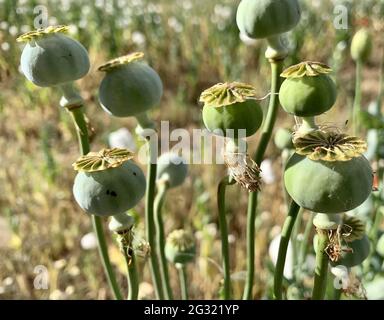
left=108, top=213, right=135, bottom=233
left=236, top=0, right=301, bottom=39
left=274, top=128, right=294, bottom=150
left=351, top=28, right=372, bottom=63
left=18, top=26, right=90, bottom=87
left=72, top=148, right=146, bottom=217
left=165, top=229, right=196, bottom=265
left=156, top=152, right=188, bottom=188
left=200, top=82, right=263, bottom=139
left=284, top=130, right=373, bottom=214
left=333, top=235, right=370, bottom=268
left=279, top=62, right=337, bottom=117
left=98, top=52, right=163, bottom=118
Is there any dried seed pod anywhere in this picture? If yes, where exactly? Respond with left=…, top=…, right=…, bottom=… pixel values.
left=279, top=62, right=337, bottom=117
left=18, top=26, right=90, bottom=87
left=72, top=148, right=146, bottom=216
left=98, top=52, right=163, bottom=117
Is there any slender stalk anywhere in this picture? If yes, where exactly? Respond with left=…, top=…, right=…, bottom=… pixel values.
left=312, top=231, right=329, bottom=300
left=296, top=213, right=314, bottom=280
left=243, top=60, right=284, bottom=300
left=123, top=249, right=139, bottom=300
left=353, top=59, right=363, bottom=134
left=154, top=182, right=173, bottom=299
left=273, top=201, right=300, bottom=300
left=291, top=207, right=303, bottom=278
left=145, top=137, right=164, bottom=299
left=69, top=107, right=122, bottom=300
left=217, top=177, right=232, bottom=299
left=177, top=264, right=188, bottom=300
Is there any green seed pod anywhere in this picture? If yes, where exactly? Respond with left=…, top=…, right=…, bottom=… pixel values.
left=351, top=28, right=372, bottom=63
left=332, top=235, right=370, bottom=268
left=200, top=82, right=263, bottom=138
left=98, top=52, right=163, bottom=117
left=279, top=62, right=337, bottom=117
left=285, top=130, right=372, bottom=214
left=157, top=152, right=188, bottom=188
left=376, top=233, right=384, bottom=258
left=274, top=128, right=294, bottom=150
left=72, top=148, right=146, bottom=217
left=18, top=26, right=90, bottom=87
left=313, top=213, right=342, bottom=230
left=165, top=229, right=196, bottom=265
left=108, top=213, right=135, bottom=233
left=236, top=0, right=301, bottom=39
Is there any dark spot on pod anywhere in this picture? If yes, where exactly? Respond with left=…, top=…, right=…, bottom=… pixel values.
left=106, top=190, right=110, bottom=195
left=110, top=191, right=117, bottom=197
left=133, top=172, right=137, bottom=176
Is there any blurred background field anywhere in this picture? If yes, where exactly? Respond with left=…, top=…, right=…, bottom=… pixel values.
left=0, top=0, right=384, bottom=299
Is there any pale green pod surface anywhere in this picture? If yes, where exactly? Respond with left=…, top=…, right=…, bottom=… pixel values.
left=200, top=82, right=263, bottom=138
left=202, top=100, right=263, bottom=138
left=279, top=75, right=337, bottom=117
left=20, top=31, right=90, bottom=87
left=364, top=277, right=384, bottom=300
left=351, top=28, right=372, bottom=63
left=157, top=152, right=188, bottom=188
left=73, top=161, right=146, bottom=217
left=284, top=153, right=373, bottom=214
left=331, top=235, right=370, bottom=268
left=236, top=0, right=301, bottom=39
left=98, top=54, right=163, bottom=118
left=376, top=234, right=384, bottom=258
left=274, top=128, right=294, bottom=150
left=108, top=213, right=135, bottom=233
left=313, top=213, right=342, bottom=230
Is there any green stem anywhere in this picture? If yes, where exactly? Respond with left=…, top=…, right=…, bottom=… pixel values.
left=312, top=231, right=329, bottom=300
left=273, top=201, right=300, bottom=300
left=154, top=182, right=173, bottom=299
left=145, top=137, right=164, bottom=299
left=217, top=177, right=232, bottom=299
left=69, top=107, right=122, bottom=300
left=296, top=213, right=314, bottom=280
left=291, top=207, right=303, bottom=278
left=353, top=59, right=363, bottom=134
left=177, top=264, right=188, bottom=300
left=124, top=249, right=139, bottom=300
left=91, top=216, right=123, bottom=300
left=243, top=60, right=284, bottom=300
